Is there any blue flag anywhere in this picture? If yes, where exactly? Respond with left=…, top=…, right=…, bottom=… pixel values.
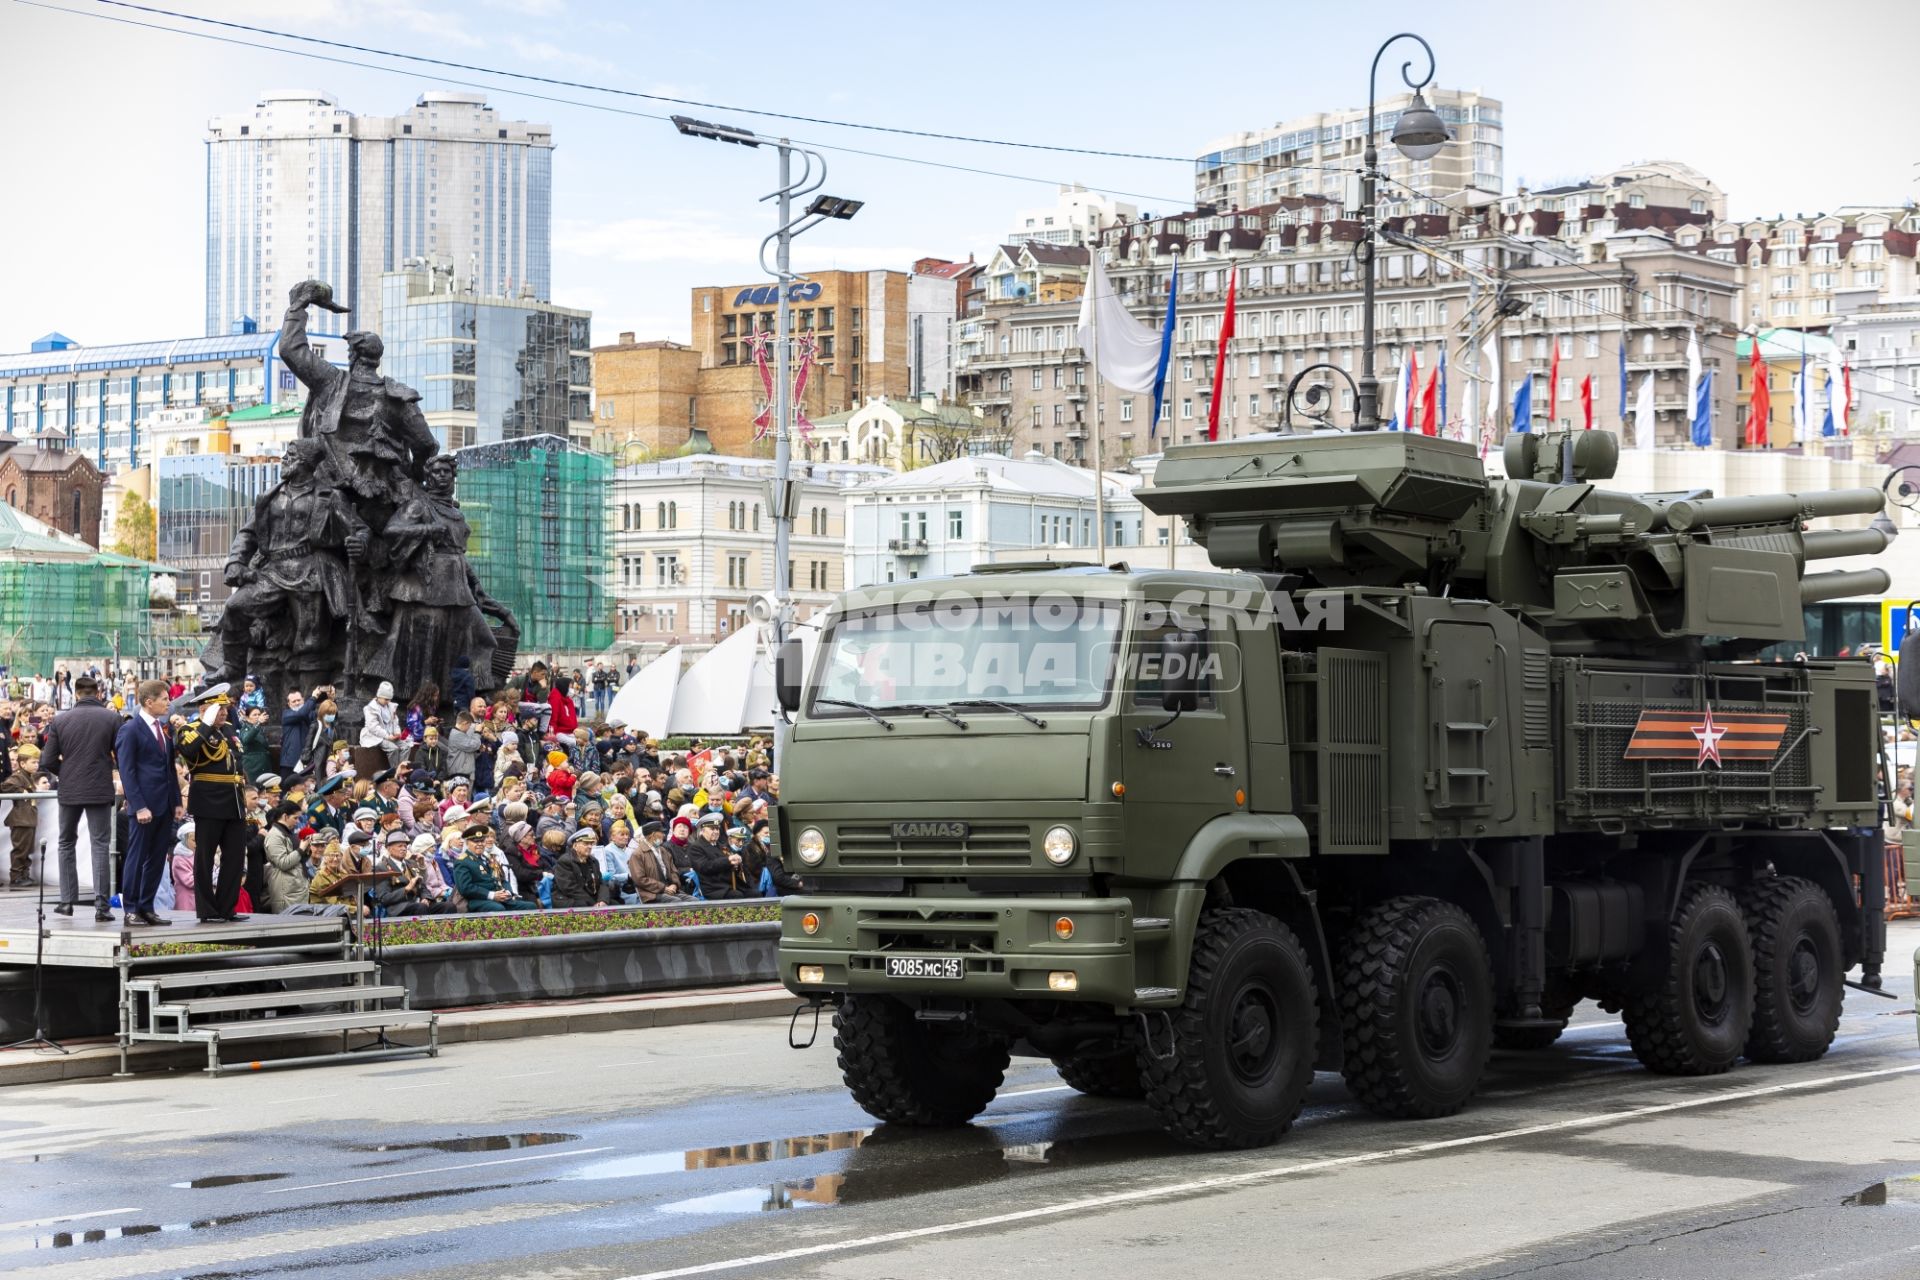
left=1512, top=376, right=1532, bottom=433
left=1617, top=343, right=1628, bottom=422
left=1691, top=369, right=1714, bottom=446
left=1149, top=257, right=1178, bottom=438
left=1822, top=372, right=1836, bottom=437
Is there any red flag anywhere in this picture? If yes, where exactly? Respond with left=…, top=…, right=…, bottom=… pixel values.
left=1420, top=365, right=1438, bottom=435
left=1548, top=339, right=1561, bottom=428
left=1747, top=337, right=1770, bottom=448
left=1206, top=271, right=1237, bottom=441
left=1579, top=374, right=1593, bottom=430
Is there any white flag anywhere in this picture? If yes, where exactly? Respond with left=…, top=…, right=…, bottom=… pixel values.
left=1075, top=250, right=1161, bottom=394
left=1633, top=372, right=1656, bottom=451
left=1824, top=341, right=1848, bottom=435
left=1685, top=327, right=1703, bottom=406
left=1791, top=371, right=1807, bottom=442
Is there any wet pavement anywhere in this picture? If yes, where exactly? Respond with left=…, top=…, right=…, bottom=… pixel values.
left=1, top=922, right=1916, bottom=1280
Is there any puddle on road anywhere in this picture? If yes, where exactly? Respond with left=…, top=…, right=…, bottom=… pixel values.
left=347, top=1131, right=580, bottom=1155
left=569, top=1129, right=872, bottom=1183
left=1844, top=1174, right=1920, bottom=1206
left=647, top=1124, right=1187, bottom=1215
left=170, top=1173, right=289, bottom=1189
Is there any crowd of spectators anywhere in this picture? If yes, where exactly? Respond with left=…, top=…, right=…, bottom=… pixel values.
left=0, top=657, right=796, bottom=917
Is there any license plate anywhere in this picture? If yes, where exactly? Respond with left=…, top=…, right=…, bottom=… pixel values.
left=885, top=955, right=965, bottom=980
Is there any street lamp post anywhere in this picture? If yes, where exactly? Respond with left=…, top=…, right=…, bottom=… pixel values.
left=1355, top=33, right=1449, bottom=430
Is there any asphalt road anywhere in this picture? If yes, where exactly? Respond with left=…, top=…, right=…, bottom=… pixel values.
left=2, top=921, right=1917, bottom=1280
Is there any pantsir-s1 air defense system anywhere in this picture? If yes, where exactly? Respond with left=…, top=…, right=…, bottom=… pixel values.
left=775, top=427, right=1891, bottom=1149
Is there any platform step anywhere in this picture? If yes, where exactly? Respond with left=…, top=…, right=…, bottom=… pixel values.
left=133, top=1008, right=437, bottom=1044
left=1130, top=917, right=1172, bottom=933
left=1132, top=986, right=1180, bottom=1003
left=156, top=985, right=410, bottom=1017
left=131, top=960, right=376, bottom=991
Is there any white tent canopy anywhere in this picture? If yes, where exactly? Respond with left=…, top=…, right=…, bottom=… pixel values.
left=606, top=644, right=681, bottom=736
left=668, top=627, right=768, bottom=737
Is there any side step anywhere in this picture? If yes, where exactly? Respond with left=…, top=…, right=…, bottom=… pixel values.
left=154, top=985, right=410, bottom=1018
left=130, top=959, right=378, bottom=992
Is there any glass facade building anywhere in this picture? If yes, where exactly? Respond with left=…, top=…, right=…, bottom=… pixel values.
left=206, top=91, right=554, bottom=337
left=381, top=270, right=591, bottom=450
left=156, top=454, right=281, bottom=615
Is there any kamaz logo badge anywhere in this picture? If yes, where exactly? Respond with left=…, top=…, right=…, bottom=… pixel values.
left=891, top=821, right=969, bottom=840
left=734, top=282, right=824, bottom=306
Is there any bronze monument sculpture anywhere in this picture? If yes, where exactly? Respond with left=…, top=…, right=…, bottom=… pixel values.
left=201, top=280, right=518, bottom=741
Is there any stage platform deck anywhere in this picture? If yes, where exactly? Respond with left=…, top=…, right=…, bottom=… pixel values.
left=0, top=895, right=348, bottom=970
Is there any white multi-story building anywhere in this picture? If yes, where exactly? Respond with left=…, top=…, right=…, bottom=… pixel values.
left=1195, top=88, right=1503, bottom=212
left=844, top=451, right=1142, bottom=589
left=205, top=90, right=553, bottom=337
left=607, top=453, right=890, bottom=648
left=1832, top=288, right=1920, bottom=438
left=1006, top=183, right=1140, bottom=247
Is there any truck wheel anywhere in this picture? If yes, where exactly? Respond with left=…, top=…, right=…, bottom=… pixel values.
left=1053, top=1046, right=1146, bottom=1099
left=1138, top=907, right=1317, bottom=1150
left=1741, top=876, right=1843, bottom=1064
left=1622, top=882, right=1753, bottom=1076
left=1338, top=896, right=1494, bottom=1118
left=834, top=995, right=1010, bottom=1127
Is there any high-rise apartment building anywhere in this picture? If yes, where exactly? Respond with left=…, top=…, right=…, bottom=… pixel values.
left=205, top=90, right=553, bottom=337
left=1194, top=88, right=1502, bottom=212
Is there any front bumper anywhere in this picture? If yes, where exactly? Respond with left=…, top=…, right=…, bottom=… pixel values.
left=778, top=894, right=1138, bottom=1007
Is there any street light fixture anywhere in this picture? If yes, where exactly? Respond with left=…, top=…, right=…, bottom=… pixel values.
left=805, top=195, right=864, bottom=220
left=671, top=115, right=760, bottom=147
left=1355, top=32, right=1450, bottom=430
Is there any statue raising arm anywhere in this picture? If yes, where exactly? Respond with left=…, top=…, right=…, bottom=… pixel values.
left=281, top=279, right=350, bottom=394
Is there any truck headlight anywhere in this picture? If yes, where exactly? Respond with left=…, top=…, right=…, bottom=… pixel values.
left=1042, top=826, right=1076, bottom=865
left=796, top=827, right=827, bottom=865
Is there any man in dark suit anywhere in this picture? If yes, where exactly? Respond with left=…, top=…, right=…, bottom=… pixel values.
left=40, top=674, right=121, bottom=921
left=115, top=679, right=180, bottom=926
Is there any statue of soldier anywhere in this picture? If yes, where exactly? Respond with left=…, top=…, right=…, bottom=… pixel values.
left=201, top=438, right=370, bottom=692
left=280, top=279, right=439, bottom=506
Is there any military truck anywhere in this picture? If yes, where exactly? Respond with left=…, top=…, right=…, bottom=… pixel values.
left=774, top=427, right=1893, bottom=1150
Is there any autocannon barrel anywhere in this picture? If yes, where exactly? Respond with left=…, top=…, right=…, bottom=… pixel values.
left=1802, top=527, right=1891, bottom=561
left=1801, top=567, right=1892, bottom=604
left=1663, top=488, right=1885, bottom=532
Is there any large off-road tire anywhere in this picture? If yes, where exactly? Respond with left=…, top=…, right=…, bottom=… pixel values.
left=1338, top=896, right=1495, bottom=1118
left=834, top=994, right=1010, bottom=1127
left=1138, top=907, right=1318, bottom=1151
left=1053, top=1045, right=1147, bottom=1099
left=1622, top=882, right=1754, bottom=1076
left=1740, top=875, right=1844, bottom=1064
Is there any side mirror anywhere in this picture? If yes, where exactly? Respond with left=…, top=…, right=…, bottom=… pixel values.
left=1899, top=627, right=1920, bottom=719
left=775, top=637, right=805, bottom=715
left=1159, top=631, right=1203, bottom=713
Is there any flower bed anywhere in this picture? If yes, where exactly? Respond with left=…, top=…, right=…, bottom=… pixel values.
left=373, top=902, right=778, bottom=946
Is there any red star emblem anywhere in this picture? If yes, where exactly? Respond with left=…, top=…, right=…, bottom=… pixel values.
left=1692, top=706, right=1727, bottom=768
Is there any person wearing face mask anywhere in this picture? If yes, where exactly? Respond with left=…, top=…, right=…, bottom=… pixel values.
left=301, top=698, right=340, bottom=778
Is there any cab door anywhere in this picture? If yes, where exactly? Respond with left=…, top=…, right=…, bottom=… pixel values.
left=1119, top=612, right=1248, bottom=878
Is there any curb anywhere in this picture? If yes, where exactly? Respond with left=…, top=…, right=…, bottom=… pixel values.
left=0, top=983, right=800, bottom=1086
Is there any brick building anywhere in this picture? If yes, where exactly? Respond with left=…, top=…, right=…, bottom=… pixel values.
left=0, top=428, right=104, bottom=548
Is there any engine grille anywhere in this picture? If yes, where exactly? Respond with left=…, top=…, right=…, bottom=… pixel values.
left=833, top=823, right=1033, bottom=869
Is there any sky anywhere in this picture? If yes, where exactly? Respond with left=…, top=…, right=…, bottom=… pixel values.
left=2, top=0, right=1916, bottom=351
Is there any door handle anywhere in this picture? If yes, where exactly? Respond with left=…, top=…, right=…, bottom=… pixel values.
left=1213, top=764, right=1236, bottom=777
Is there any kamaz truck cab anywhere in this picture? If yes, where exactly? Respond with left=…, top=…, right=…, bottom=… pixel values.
left=777, top=429, right=1890, bottom=1150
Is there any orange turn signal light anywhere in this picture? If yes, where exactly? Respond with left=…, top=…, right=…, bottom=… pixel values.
left=1054, top=916, right=1075, bottom=941
left=1235, top=789, right=1246, bottom=807
left=1111, top=781, right=1125, bottom=797
left=800, top=911, right=820, bottom=935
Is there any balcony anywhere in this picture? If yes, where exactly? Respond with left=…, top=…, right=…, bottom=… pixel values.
left=888, top=538, right=929, bottom=555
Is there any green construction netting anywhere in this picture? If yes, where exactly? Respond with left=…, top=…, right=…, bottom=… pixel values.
left=456, top=435, right=612, bottom=655
left=0, top=558, right=156, bottom=676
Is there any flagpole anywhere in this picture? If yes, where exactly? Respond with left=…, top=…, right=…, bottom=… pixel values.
left=1090, top=246, right=1107, bottom=566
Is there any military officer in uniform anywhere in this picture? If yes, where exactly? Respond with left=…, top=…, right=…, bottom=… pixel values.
left=174, top=684, right=251, bottom=922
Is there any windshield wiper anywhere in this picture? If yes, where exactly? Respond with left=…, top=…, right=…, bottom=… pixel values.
left=947, top=699, right=1048, bottom=729
left=813, top=698, right=896, bottom=730
left=917, top=704, right=970, bottom=730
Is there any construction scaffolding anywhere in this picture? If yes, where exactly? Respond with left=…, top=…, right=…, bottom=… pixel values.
left=455, top=434, right=612, bottom=656
left=0, top=556, right=157, bottom=676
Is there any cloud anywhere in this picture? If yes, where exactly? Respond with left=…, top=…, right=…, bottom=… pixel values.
left=480, top=0, right=570, bottom=14
left=500, top=34, right=618, bottom=76
left=556, top=217, right=764, bottom=265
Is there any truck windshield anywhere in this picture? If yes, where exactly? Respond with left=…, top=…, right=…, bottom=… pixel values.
left=811, top=596, right=1123, bottom=713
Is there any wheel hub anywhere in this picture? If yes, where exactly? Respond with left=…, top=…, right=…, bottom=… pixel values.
left=1227, top=983, right=1280, bottom=1085
left=1786, top=936, right=1821, bottom=1014
left=1417, top=968, right=1463, bottom=1058
left=1693, top=940, right=1731, bottom=1024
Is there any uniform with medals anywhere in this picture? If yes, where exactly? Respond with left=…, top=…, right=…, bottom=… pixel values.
left=174, top=685, right=250, bottom=922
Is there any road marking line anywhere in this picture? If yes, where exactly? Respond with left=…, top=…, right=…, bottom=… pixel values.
left=612, top=1062, right=1920, bottom=1280
left=1562, top=1020, right=1623, bottom=1033
left=265, top=1146, right=613, bottom=1194
left=999, top=1084, right=1076, bottom=1098
left=0, top=1207, right=140, bottom=1232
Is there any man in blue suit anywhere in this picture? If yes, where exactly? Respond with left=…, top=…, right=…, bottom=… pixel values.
left=115, top=679, right=180, bottom=926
